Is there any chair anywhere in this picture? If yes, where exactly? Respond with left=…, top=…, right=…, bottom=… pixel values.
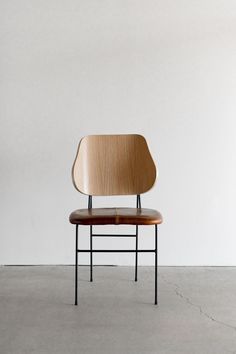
left=69, top=134, right=163, bottom=305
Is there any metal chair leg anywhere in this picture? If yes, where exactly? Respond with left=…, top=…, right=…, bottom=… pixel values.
left=75, top=224, right=78, bottom=305
left=75, top=222, right=159, bottom=305
left=135, top=225, right=138, bottom=281
left=155, top=224, right=158, bottom=305
left=90, top=225, right=93, bottom=282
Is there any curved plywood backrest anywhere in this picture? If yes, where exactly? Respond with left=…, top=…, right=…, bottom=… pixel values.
left=72, top=134, right=157, bottom=196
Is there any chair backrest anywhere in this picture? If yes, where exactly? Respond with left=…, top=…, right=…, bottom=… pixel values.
left=72, top=134, right=157, bottom=196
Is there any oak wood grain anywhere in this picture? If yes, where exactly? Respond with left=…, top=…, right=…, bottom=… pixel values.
left=72, top=134, right=156, bottom=196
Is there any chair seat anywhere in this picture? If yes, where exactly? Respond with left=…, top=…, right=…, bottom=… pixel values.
left=69, top=207, right=163, bottom=225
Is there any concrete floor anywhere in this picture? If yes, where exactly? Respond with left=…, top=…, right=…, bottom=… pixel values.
left=0, top=266, right=236, bottom=354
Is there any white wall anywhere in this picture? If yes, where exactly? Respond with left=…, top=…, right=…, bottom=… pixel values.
left=1, top=0, right=236, bottom=265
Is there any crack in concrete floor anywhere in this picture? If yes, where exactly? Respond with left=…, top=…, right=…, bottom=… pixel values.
left=160, top=274, right=236, bottom=354
left=160, top=274, right=236, bottom=332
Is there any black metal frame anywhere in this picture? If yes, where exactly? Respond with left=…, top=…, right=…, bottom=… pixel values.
left=75, top=195, right=158, bottom=305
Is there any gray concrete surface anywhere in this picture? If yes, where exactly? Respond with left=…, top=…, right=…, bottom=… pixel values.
left=0, top=266, right=236, bottom=354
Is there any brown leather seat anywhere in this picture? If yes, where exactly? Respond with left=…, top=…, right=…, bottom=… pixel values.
left=70, top=207, right=163, bottom=226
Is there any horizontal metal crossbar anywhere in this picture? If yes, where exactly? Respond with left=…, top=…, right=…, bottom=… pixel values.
left=91, top=234, right=137, bottom=237
left=77, top=249, right=155, bottom=253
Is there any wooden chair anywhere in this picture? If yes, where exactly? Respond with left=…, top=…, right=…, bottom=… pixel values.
left=69, top=134, right=163, bottom=305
